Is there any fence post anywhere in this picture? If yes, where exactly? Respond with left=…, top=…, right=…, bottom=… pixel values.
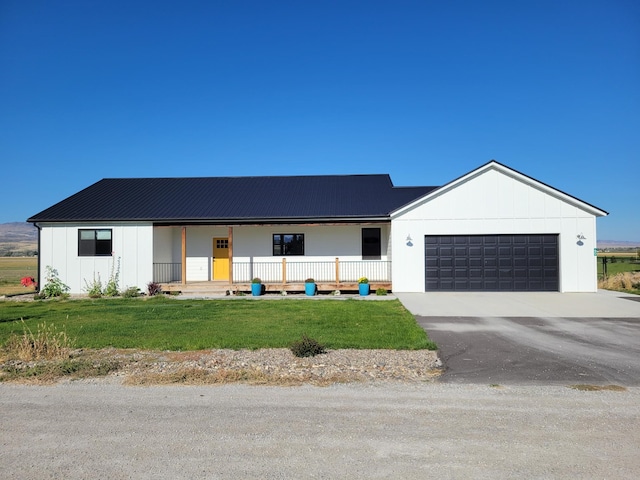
left=335, top=258, right=340, bottom=284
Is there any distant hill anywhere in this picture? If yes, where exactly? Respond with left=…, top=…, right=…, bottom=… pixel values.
left=598, top=240, right=640, bottom=249
left=0, top=222, right=38, bottom=256
left=0, top=222, right=38, bottom=242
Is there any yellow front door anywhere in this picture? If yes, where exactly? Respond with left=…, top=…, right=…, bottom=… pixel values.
left=212, top=238, right=229, bottom=280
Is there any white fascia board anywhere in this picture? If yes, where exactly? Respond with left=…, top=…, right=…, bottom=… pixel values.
left=391, top=161, right=608, bottom=219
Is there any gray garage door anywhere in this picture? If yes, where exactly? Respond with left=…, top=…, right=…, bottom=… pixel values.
left=425, top=234, right=559, bottom=291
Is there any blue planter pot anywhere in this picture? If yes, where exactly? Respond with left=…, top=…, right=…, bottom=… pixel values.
left=251, top=283, right=262, bottom=296
left=358, top=284, right=370, bottom=296
left=305, top=283, right=316, bottom=296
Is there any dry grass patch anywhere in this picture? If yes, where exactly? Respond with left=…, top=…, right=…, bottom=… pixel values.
left=123, top=367, right=356, bottom=387
left=0, top=357, right=121, bottom=384
left=568, top=384, right=627, bottom=392
left=4, top=320, right=74, bottom=361
left=599, top=272, right=640, bottom=292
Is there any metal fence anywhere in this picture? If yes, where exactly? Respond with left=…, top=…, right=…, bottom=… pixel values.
left=153, top=263, right=182, bottom=283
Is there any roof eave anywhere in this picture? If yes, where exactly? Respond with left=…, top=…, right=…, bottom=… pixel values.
left=29, top=215, right=392, bottom=225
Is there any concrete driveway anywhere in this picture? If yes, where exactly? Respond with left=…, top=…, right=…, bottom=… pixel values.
left=397, top=290, right=640, bottom=386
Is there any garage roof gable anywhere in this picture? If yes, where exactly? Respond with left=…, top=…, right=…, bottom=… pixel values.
left=391, top=160, right=608, bottom=218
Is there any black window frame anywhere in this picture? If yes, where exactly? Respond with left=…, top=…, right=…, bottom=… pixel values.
left=272, top=234, right=305, bottom=256
left=362, top=228, right=381, bottom=260
left=78, top=229, right=113, bottom=257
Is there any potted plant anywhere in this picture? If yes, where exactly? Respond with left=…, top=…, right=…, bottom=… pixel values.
left=358, top=277, right=369, bottom=296
left=304, top=278, right=316, bottom=296
left=251, top=278, right=262, bottom=296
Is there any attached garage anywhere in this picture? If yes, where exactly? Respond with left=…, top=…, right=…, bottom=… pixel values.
left=425, top=234, right=559, bottom=291
left=390, top=161, right=608, bottom=293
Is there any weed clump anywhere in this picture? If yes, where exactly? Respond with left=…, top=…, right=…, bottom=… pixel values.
left=290, top=335, right=326, bottom=358
left=5, top=320, right=74, bottom=361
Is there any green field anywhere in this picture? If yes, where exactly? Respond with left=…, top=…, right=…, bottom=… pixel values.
left=0, top=257, right=37, bottom=296
left=596, top=254, right=640, bottom=277
left=0, top=297, right=435, bottom=351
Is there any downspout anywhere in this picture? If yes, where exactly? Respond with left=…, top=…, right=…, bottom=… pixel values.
left=33, top=222, right=41, bottom=294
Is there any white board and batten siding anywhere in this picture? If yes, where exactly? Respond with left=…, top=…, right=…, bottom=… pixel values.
left=38, top=223, right=153, bottom=294
left=390, top=164, right=606, bottom=293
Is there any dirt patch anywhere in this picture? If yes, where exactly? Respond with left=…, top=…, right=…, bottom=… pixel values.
left=1, top=347, right=442, bottom=386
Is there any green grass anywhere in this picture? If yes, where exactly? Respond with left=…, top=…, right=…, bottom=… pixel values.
left=597, top=256, right=640, bottom=277
left=0, top=297, right=435, bottom=351
left=0, top=257, right=37, bottom=296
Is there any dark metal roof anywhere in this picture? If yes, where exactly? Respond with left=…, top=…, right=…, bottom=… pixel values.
left=28, top=174, right=437, bottom=223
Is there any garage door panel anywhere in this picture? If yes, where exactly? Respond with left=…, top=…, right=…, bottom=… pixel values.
left=425, top=234, right=558, bottom=291
left=514, top=246, right=527, bottom=256
left=440, top=257, right=453, bottom=267
left=483, top=279, right=498, bottom=289
left=425, top=258, right=438, bottom=267
left=455, top=257, right=468, bottom=267
left=514, top=280, right=528, bottom=290
left=499, top=258, right=512, bottom=267
left=469, top=268, right=483, bottom=278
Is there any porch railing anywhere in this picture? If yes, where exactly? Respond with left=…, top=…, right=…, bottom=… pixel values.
left=233, top=259, right=391, bottom=284
left=153, top=263, right=182, bottom=283
left=154, top=259, right=391, bottom=284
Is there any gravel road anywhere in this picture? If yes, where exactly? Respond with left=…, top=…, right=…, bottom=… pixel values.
left=1, top=381, right=638, bottom=479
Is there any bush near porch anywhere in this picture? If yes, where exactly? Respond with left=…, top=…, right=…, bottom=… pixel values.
left=0, top=298, right=435, bottom=351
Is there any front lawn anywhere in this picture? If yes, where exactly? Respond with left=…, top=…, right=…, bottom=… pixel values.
left=0, top=297, right=435, bottom=351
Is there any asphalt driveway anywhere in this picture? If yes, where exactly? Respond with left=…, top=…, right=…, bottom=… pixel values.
left=397, top=290, right=640, bottom=386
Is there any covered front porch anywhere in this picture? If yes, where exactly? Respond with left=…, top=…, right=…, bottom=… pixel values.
left=152, top=225, right=393, bottom=294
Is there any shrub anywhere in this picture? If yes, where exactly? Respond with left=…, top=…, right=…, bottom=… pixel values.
left=358, top=277, right=369, bottom=284
left=305, top=278, right=315, bottom=283
left=290, top=335, right=326, bottom=358
left=122, top=286, right=141, bottom=298
left=41, top=266, right=70, bottom=299
left=147, top=282, right=162, bottom=296
left=252, top=277, right=262, bottom=284
left=375, top=288, right=387, bottom=296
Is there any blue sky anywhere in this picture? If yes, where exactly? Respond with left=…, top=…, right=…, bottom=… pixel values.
left=1, top=0, right=638, bottom=241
